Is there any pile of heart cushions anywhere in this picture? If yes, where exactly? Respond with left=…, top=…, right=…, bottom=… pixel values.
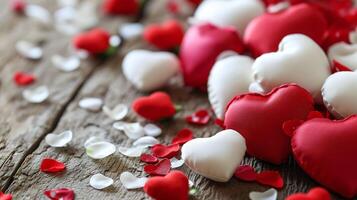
left=292, top=116, right=357, bottom=198
left=181, top=129, right=246, bottom=182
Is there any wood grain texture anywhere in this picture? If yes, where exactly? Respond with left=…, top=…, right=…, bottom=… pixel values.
left=0, top=0, right=351, bottom=199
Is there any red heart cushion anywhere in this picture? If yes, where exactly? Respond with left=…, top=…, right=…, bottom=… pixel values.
left=143, top=19, right=184, bottom=50
left=132, top=92, right=176, bottom=121
left=102, top=0, right=139, bottom=15
left=224, top=84, right=314, bottom=164
left=73, top=28, right=110, bottom=54
left=285, top=187, right=331, bottom=200
left=179, top=23, right=244, bottom=88
left=243, top=3, right=328, bottom=57
left=292, top=116, right=357, bottom=198
left=144, top=170, right=189, bottom=200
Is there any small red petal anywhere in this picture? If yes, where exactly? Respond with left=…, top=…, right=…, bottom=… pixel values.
left=256, top=170, right=284, bottom=189
left=286, top=187, right=331, bottom=200
left=307, top=111, right=324, bottom=120
left=44, top=188, right=74, bottom=200
left=172, top=128, right=193, bottom=145
left=144, top=158, right=171, bottom=176
left=282, top=119, right=304, bottom=137
left=13, top=71, right=36, bottom=86
left=185, top=109, right=211, bottom=125
left=40, top=158, right=66, bottom=173
left=234, top=165, right=257, bottom=182
left=0, top=192, right=12, bottom=200
left=10, top=0, right=26, bottom=13
left=140, top=153, right=158, bottom=164
left=332, top=60, right=352, bottom=73
left=151, top=144, right=180, bottom=159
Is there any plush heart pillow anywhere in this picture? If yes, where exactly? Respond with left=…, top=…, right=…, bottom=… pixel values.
left=144, top=170, right=189, bottom=200
left=73, top=28, right=110, bottom=54
left=122, top=50, right=180, bottom=92
left=244, top=3, right=328, bottom=57
left=322, top=71, right=357, bottom=118
left=193, top=0, right=264, bottom=35
left=180, top=23, right=245, bottom=88
left=328, top=42, right=357, bottom=71
left=251, top=34, right=330, bottom=102
left=181, top=129, right=246, bottom=182
left=292, top=116, right=357, bottom=198
left=208, top=55, right=254, bottom=119
left=224, top=84, right=314, bottom=164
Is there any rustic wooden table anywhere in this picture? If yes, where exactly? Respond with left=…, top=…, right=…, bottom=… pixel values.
left=0, top=0, right=350, bottom=199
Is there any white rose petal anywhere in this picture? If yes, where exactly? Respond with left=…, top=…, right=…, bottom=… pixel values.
left=79, top=98, right=103, bottom=112
left=45, top=130, right=73, bottom=147
left=84, top=136, right=105, bottom=148
left=133, top=136, right=159, bottom=147
left=249, top=188, right=278, bottom=200
left=52, top=55, right=80, bottom=72
left=119, top=23, right=144, bottom=40
left=118, top=146, right=146, bottom=157
left=86, top=141, right=116, bottom=159
left=25, top=4, right=51, bottom=25
left=90, top=173, right=114, bottom=190
left=170, top=157, right=184, bottom=168
left=16, top=40, right=43, bottom=60
left=120, top=171, right=148, bottom=190
left=23, top=86, right=49, bottom=103
left=103, top=104, right=128, bottom=121
left=113, top=122, right=145, bottom=139
left=144, top=124, right=162, bottom=137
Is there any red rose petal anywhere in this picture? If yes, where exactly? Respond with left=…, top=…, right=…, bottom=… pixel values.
left=10, top=0, right=26, bottom=13
left=0, top=192, right=12, bottom=200
left=144, top=158, right=171, bottom=176
left=151, top=144, right=180, bottom=159
left=73, top=28, right=111, bottom=54
left=185, top=109, right=211, bottom=125
left=140, top=153, right=158, bottom=164
left=40, top=158, right=66, bottom=173
left=44, top=188, right=74, bottom=200
left=13, top=71, right=36, bottom=86
left=286, top=187, right=331, bottom=200
left=256, top=170, right=284, bottom=189
left=172, top=128, right=193, bottom=145
left=332, top=60, right=352, bottom=73
left=282, top=119, right=304, bottom=137
left=234, top=165, right=257, bottom=182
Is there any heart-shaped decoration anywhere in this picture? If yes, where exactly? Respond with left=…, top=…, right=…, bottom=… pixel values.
left=40, top=158, right=66, bottom=173
left=123, top=50, right=179, bottom=91
left=181, top=129, right=246, bottom=182
left=79, top=97, right=103, bottom=112
left=13, top=71, right=36, bottom=86
left=0, top=192, right=12, bottom=200
left=292, top=116, right=357, bottom=198
left=45, top=130, right=73, bottom=147
left=224, top=84, right=314, bottom=164
left=143, top=20, right=184, bottom=50
left=102, top=0, right=138, bottom=15
left=251, top=34, right=330, bottom=102
left=89, top=173, right=114, bottom=190
left=132, top=92, right=176, bottom=121
left=22, top=85, right=49, bottom=103
left=193, top=0, right=264, bottom=35
left=328, top=42, right=357, bottom=71
left=179, top=23, right=245, bottom=88
left=144, top=170, right=189, bottom=200
left=208, top=55, right=254, bottom=119
left=144, top=158, right=171, bottom=176
left=286, top=187, right=331, bottom=200
left=120, top=171, right=148, bottom=189
left=73, top=28, right=110, bottom=54
left=244, top=3, right=328, bottom=57
left=322, top=71, right=357, bottom=118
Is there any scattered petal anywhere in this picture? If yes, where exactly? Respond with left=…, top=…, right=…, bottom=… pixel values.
left=249, top=188, right=278, bottom=200
left=113, top=122, right=145, bottom=139
left=119, top=146, right=146, bottom=157
left=23, top=86, right=49, bottom=103
left=25, top=4, right=51, bottom=25
left=120, top=171, right=148, bottom=189
left=0, top=191, right=12, bottom=200
left=40, top=158, right=66, bottom=173
left=57, top=0, right=78, bottom=7
left=52, top=55, right=80, bottom=72
left=151, top=144, right=180, bottom=159
left=144, top=158, right=171, bottom=176
left=185, top=109, right=211, bottom=125
left=234, top=165, right=257, bottom=182
left=16, top=40, right=42, bottom=60
left=103, top=104, right=128, bottom=121
left=172, top=128, right=193, bottom=145
left=79, top=98, right=103, bottom=112
left=256, top=171, right=284, bottom=189
left=86, top=141, right=116, bottom=159
left=144, top=124, right=162, bottom=137
left=133, top=136, right=159, bottom=147
left=140, top=153, right=158, bottom=164
left=89, top=173, right=113, bottom=190
left=45, top=130, right=73, bottom=147
left=44, top=188, right=74, bottom=200
left=119, top=23, right=144, bottom=40
left=170, top=157, right=184, bottom=168
left=84, top=136, right=104, bottom=148
left=13, top=71, right=36, bottom=86
left=11, top=0, right=26, bottom=13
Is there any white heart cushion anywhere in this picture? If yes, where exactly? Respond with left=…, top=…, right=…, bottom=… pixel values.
left=208, top=55, right=254, bottom=119
left=181, top=129, right=246, bottom=182
left=328, top=42, right=357, bottom=71
left=322, top=71, right=357, bottom=118
left=252, top=34, right=331, bottom=102
left=193, top=0, right=265, bottom=35
left=122, top=50, right=180, bottom=92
